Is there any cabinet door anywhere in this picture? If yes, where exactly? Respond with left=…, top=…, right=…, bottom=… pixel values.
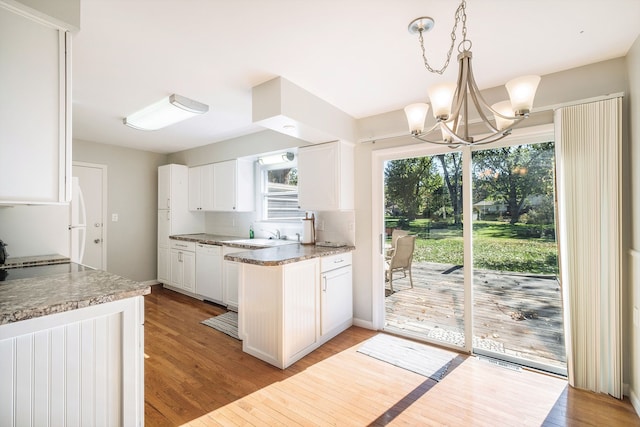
left=157, top=210, right=170, bottom=247
left=200, top=164, right=215, bottom=211
left=158, top=165, right=170, bottom=209
left=157, top=246, right=169, bottom=284
left=188, top=166, right=202, bottom=211
left=182, top=251, right=196, bottom=292
left=298, top=143, right=338, bottom=210
left=0, top=8, right=70, bottom=203
left=170, top=249, right=183, bottom=288
left=213, top=161, right=237, bottom=211
left=321, top=267, right=353, bottom=336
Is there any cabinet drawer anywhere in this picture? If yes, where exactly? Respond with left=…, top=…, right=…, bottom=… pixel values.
left=321, top=252, right=352, bottom=272
left=170, top=240, right=196, bottom=251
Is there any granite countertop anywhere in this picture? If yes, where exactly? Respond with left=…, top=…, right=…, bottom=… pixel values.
left=224, top=243, right=355, bottom=266
left=170, top=233, right=238, bottom=245
left=171, top=233, right=354, bottom=265
left=2, top=254, right=70, bottom=268
left=170, top=233, right=299, bottom=250
left=0, top=262, right=150, bottom=325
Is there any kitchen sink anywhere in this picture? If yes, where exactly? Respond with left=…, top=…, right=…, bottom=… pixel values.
left=223, top=238, right=297, bottom=248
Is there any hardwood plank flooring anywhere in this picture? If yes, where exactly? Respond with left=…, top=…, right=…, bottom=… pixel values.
left=145, top=285, right=639, bottom=426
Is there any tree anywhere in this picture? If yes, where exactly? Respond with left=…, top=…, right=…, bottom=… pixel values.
left=384, top=157, right=438, bottom=220
left=436, top=152, right=463, bottom=225
left=472, top=142, right=554, bottom=224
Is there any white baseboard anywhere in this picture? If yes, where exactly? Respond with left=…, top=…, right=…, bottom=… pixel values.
left=352, top=317, right=375, bottom=330
left=630, top=388, right=640, bottom=418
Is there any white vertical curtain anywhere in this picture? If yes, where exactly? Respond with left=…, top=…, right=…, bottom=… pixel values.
left=554, top=97, right=623, bottom=398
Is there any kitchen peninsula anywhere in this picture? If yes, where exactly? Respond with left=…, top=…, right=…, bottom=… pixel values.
left=0, top=255, right=150, bottom=426
left=227, top=243, right=354, bottom=369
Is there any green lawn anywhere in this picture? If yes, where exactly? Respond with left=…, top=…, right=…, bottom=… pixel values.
left=389, top=219, right=558, bottom=275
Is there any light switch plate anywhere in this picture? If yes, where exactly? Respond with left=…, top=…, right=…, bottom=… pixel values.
left=112, top=213, right=118, bottom=222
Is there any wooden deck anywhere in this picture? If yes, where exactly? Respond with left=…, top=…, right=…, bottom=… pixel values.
left=385, top=262, right=567, bottom=370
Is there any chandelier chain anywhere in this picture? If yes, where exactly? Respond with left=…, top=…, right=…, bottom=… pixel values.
left=418, top=0, right=468, bottom=75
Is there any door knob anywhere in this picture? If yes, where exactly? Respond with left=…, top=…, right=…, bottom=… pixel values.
left=94, top=238, right=101, bottom=244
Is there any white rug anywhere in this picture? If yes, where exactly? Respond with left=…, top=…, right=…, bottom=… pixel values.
left=201, top=311, right=240, bottom=340
left=357, top=333, right=458, bottom=381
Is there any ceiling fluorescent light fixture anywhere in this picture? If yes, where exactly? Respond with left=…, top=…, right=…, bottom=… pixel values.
left=258, top=152, right=295, bottom=165
left=123, top=94, right=209, bottom=130
left=404, top=0, right=540, bottom=146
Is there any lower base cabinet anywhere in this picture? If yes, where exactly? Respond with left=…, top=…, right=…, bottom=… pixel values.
left=0, top=297, right=145, bottom=426
left=239, top=258, right=320, bottom=369
left=239, top=253, right=353, bottom=369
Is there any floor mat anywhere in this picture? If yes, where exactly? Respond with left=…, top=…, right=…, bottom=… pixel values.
left=357, top=333, right=458, bottom=381
left=201, top=311, right=240, bottom=340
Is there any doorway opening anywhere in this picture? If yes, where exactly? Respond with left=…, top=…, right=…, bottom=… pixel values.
left=379, top=128, right=566, bottom=375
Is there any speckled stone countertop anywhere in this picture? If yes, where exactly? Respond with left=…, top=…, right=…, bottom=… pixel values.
left=171, top=233, right=354, bottom=265
left=170, top=233, right=299, bottom=250
left=0, top=265, right=150, bottom=325
left=170, top=233, right=237, bottom=245
left=224, top=243, right=355, bottom=266
left=2, top=254, right=70, bottom=268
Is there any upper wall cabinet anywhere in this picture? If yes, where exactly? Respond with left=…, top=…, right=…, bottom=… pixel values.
left=0, top=5, right=71, bottom=204
left=188, top=164, right=214, bottom=211
left=298, top=141, right=354, bottom=211
left=213, top=159, right=255, bottom=212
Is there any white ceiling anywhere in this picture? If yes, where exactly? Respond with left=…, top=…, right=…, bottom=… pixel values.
left=72, top=0, right=640, bottom=154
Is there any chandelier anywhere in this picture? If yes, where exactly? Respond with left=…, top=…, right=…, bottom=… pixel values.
left=404, top=0, right=540, bottom=146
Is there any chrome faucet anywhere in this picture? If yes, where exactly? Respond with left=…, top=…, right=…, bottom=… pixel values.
left=264, top=229, right=281, bottom=240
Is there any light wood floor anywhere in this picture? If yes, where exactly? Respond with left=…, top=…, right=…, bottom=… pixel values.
left=145, top=286, right=639, bottom=426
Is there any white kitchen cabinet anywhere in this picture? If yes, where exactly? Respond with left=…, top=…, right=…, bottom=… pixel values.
left=195, top=243, right=223, bottom=303
left=213, top=159, right=255, bottom=212
left=239, top=258, right=320, bottom=369
left=157, top=164, right=203, bottom=284
left=298, top=140, right=354, bottom=211
left=188, top=164, right=214, bottom=211
left=320, top=252, right=353, bottom=340
left=169, top=240, right=196, bottom=293
left=223, top=246, right=255, bottom=311
left=0, top=296, right=144, bottom=427
left=0, top=5, right=71, bottom=204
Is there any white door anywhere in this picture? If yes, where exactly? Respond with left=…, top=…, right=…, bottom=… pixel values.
left=71, top=164, right=106, bottom=269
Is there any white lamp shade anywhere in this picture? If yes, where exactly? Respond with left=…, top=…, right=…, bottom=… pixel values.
left=404, top=103, right=430, bottom=134
left=124, top=94, right=209, bottom=131
left=491, top=100, right=515, bottom=131
left=505, top=75, right=540, bottom=114
left=428, top=82, right=456, bottom=119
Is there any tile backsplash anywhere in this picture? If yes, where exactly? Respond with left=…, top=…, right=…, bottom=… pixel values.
left=205, top=210, right=355, bottom=245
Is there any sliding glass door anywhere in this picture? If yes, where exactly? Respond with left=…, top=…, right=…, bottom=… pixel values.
left=381, top=131, right=566, bottom=374
left=471, top=142, right=566, bottom=374
left=383, top=153, right=465, bottom=349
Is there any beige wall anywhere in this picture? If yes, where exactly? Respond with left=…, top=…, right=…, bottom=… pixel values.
left=73, top=139, right=168, bottom=281
left=626, top=34, right=640, bottom=412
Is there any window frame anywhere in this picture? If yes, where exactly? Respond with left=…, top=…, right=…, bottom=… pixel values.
left=258, top=161, right=304, bottom=222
